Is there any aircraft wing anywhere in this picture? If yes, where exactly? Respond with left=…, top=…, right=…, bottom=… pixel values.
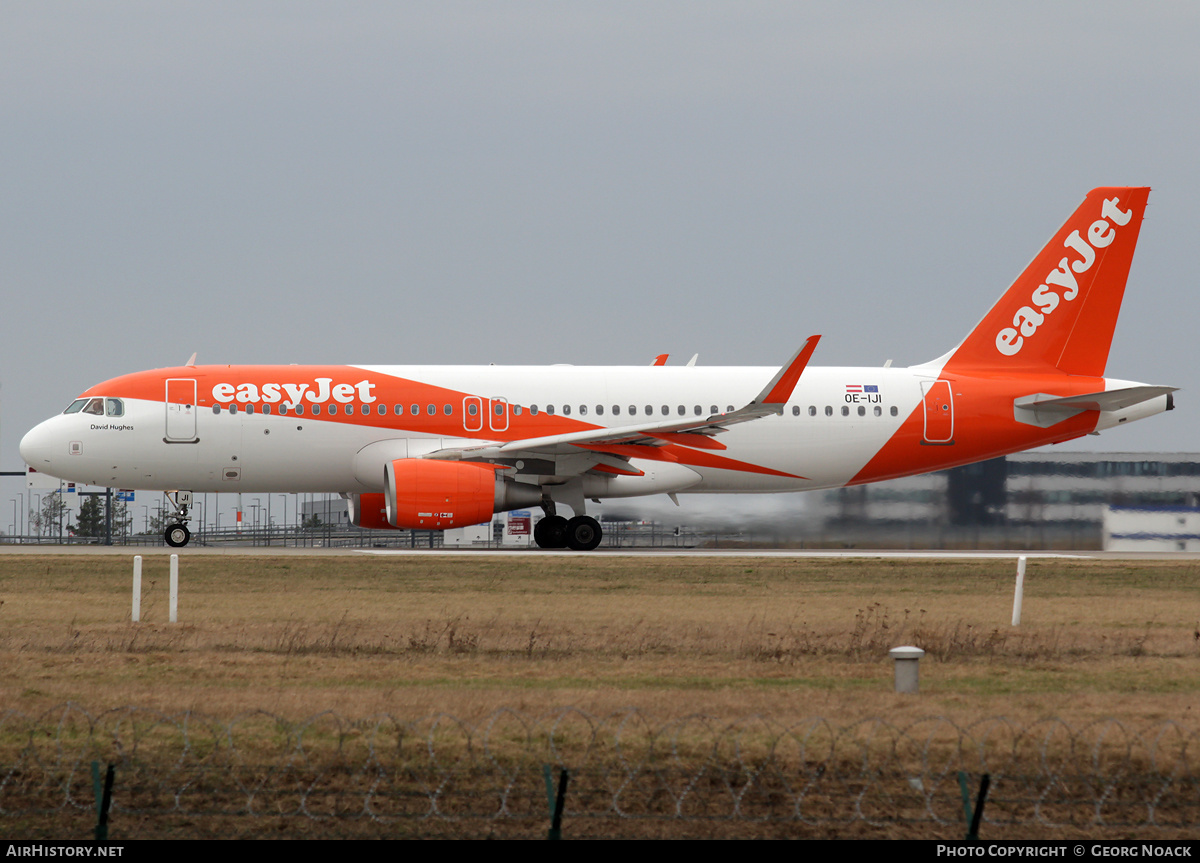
left=426, top=336, right=820, bottom=470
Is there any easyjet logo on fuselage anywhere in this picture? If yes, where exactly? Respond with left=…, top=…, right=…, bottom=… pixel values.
left=211, top=378, right=377, bottom=405
left=995, top=196, right=1133, bottom=357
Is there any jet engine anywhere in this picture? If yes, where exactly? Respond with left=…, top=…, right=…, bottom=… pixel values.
left=383, top=459, right=542, bottom=529
left=346, top=493, right=391, bottom=530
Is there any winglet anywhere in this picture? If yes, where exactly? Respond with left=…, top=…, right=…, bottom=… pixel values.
left=651, top=354, right=669, bottom=366
left=751, top=336, right=821, bottom=408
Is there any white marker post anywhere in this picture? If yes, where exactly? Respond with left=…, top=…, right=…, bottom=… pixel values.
left=1012, top=555, right=1026, bottom=626
left=889, top=646, right=925, bottom=694
left=169, top=553, right=179, bottom=623
left=131, top=555, right=142, bottom=623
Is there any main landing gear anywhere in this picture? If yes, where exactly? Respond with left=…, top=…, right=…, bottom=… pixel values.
left=163, top=490, right=194, bottom=548
left=533, top=502, right=603, bottom=551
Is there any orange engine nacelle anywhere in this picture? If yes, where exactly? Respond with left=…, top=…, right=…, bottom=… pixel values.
left=347, top=493, right=392, bottom=530
left=384, top=459, right=535, bottom=530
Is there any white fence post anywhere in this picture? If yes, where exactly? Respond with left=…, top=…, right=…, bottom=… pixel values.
left=169, top=554, right=179, bottom=623
left=132, top=556, right=142, bottom=623
left=1012, top=555, right=1026, bottom=626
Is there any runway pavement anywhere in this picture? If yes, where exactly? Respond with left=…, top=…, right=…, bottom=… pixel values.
left=0, top=543, right=1196, bottom=560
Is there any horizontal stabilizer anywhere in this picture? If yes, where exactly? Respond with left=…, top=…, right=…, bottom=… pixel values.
left=1018, top=385, right=1177, bottom=412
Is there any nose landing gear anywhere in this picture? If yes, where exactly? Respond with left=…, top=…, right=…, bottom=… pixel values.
left=162, top=490, right=194, bottom=548
left=165, top=522, right=190, bottom=548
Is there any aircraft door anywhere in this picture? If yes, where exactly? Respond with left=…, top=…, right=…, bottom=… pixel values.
left=165, top=379, right=199, bottom=443
left=921, top=380, right=954, bottom=444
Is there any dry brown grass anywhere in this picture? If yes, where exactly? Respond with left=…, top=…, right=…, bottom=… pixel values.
left=3, top=551, right=1199, bottom=839
left=1, top=552, right=1197, bottom=728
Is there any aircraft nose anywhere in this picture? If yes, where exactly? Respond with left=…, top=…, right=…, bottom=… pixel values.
left=19, top=420, right=57, bottom=470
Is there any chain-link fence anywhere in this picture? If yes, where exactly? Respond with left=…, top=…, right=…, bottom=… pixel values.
left=2, top=704, right=1197, bottom=838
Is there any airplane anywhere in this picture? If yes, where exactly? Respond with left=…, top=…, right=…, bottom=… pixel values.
left=19, top=187, right=1176, bottom=550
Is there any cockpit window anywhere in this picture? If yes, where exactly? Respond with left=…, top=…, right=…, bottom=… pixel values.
left=105, top=398, right=124, bottom=417
left=83, top=398, right=105, bottom=416
left=63, top=399, right=87, bottom=414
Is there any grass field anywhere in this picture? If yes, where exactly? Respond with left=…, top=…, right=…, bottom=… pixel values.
left=2, top=550, right=1199, bottom=839
left=1, top=551, right=1197, bottom=724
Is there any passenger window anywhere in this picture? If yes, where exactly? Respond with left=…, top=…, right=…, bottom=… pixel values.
left=726, top=405, right=734, bottom=413
left=263, top=404, right=272, bottom=415
left=394, top=404, right=402, bottom=415
left=245, top=404, right=255, bottom=415
left=808, top=406, right=816, bottom=416
left=841, top=406, right=849, bottom=416
left=874, top=406, right=882, bottom=417
left=890, top=406, right=898, bottom=416
left=230, top=404, right=239, bottom=415
left=531, top=405, right=540, bottom=415
left=693, top=405, right=702, bottom=416
left=857, top=405, right=865, bottom=416
left=677, top=405, right=686, bottom=416
left=377, top=404, right=386, bottom=416
left=825, top=406, right=833, bottom=416
left=710, top=405, right=718, bottom=415
left=468, top=403, right=478, bottom=416
left=106, top=398, right=124, bottom=417
left=411, top=404, right=419, bottom=416
left=427, top=404, right=435, bottom=416
left=661, top=406, right=669, bottom=416
left=362, top=404, right=370, bottom=415
left=562, top=405, right=571, bottom=416
left=595, top=405, right=604, bottom=416
left=612, top=405, right=620, bottom=416
left=444, top=404, right=453, bottom=416
left=294, top=404, right=304, bottom=415
left=792, top=405, right=800, bottom=416
left=213, top=404, right=221, bottom=414
left=311, top=405, right=320, bottom=415
left=547, top=405, right=555, bottom=415
left=513, top=405, right=523, bottom=416
left=279, top=404, right=289, bottom=415
left=579, top=405, right=587, bottom=415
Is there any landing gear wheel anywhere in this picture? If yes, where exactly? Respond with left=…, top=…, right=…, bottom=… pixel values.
left=534, top=515, right=568, bottom=549
left=165, top=523, right=191, bottom=548
left=565, top=515, right=603, bottom=551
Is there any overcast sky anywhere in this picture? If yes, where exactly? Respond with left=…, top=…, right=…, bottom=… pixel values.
left=3, top=2, right=1198, bottom=495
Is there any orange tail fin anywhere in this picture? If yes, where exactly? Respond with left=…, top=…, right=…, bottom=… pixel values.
left=940, top=187, right=1149, bottom=376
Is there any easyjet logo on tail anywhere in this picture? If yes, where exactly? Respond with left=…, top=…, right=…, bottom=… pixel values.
left=995, top=197, right=1133, bottom=357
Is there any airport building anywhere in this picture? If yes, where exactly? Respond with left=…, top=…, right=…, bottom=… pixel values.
left=813, top=452, right=1200, bottom=549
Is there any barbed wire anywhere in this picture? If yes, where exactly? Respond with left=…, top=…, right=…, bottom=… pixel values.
left=1, top=704, right=1196, bottom=836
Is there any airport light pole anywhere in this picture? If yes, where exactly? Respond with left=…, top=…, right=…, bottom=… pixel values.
left=277, top=495, right=288, bottom=545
